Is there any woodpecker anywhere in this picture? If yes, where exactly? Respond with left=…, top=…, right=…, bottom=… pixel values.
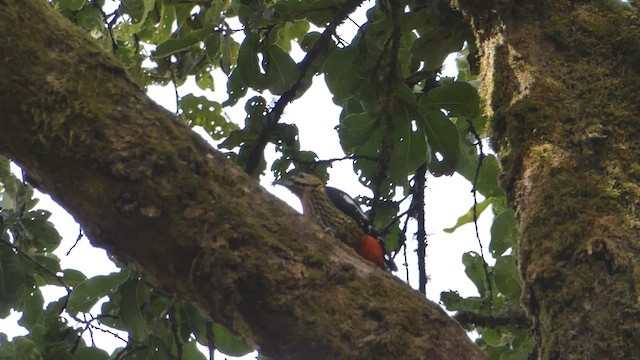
left=275, top=172, right=397, bottom=272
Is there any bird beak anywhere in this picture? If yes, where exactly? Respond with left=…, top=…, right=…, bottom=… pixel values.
left=272, top=178, right=293, bottom=187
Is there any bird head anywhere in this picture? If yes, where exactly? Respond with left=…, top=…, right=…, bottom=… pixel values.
left=273, top=172, right=324, bottom=196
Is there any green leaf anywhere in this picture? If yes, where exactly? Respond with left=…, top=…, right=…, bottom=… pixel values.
left=118, top=278, right=150, bottom=340
left=152, top=4, right=177, bottom=44
left=21, top=210, right=62, bottom=252
left=421, top=110, right=459, bottom=176
left=237, top=33, right=264, bottom=89
left=490, top=210, right=518, bottom=256
left=179, top=303, right=209, bottom=345
left=77, top=5, right=104, bottom=30
left=61, top=269, right=87, bottom=287
left=67, top=270, right=130, bottom=315
left=456, top=146, right=503, bottom=199
left=221, top=34, right=240, bottom=75
left=180, top=94, right=238, bottom=140
left=444, top=197, right=492, bottom=233
left=18, top=288, right=44, bottom=329
left=493, top=255, right=522, bottom=301
left=182, top=341, right=207, bottom=360
left=339, top=113, right=379, bottom=149
left=440, top=291, right=484, bottom=312
left=462, top=251, right=488, bottom=296
left=154, top=28, right=211, bottom=59
left=389, top=106, right=428, bottom=183
left=214, top=323, right=254, bottom=357
left=72, top=347, right=110, bottom=360
left=0, top=244, right=27, bottom=317
left=410, top=24, right=466, bottom=70
left=11, top=336, right=39, bottom=360
left=266, top=45, right=300, bottom=95
left=482, top=328, right=504, bottom=347
left=421, top=82, right=480, bottom=119
left=323, top=46, right=360, bottom=102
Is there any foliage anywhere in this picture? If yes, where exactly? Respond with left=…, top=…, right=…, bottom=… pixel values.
left=0, top=0, right=526, bottom=358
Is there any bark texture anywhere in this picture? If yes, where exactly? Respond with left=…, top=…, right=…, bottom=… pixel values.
left=0, top=1, right=486, bottom=359
left=455, top=0, right=640, bottom=358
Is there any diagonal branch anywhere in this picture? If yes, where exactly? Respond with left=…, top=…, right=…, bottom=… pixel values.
left=243, top=0, right=367, bottom=175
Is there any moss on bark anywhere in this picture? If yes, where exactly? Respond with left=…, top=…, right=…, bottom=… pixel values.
left=456, top=0, right=640, bottom=357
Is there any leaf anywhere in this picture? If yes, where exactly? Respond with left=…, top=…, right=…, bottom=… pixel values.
left=440, top=291, right=484, bottom=312
left=72, top=347, right=110, bottom=360
left=182, top=341, right=207, bottom=360
left=61, top=269, right=87, bottom=287
left=0, top=244, right=27, bottom=317
left=339, top=113, right=379, bottom=149
left=462, top=251, right=488, bottom=296
left=420, top=109, right=459, bottom=176
left=389, top=106, right=428, bottom=182
left=237, top=33, right=265, bottom=88
left=18, top=288, right=44, bottom=329
left=266, top=45, right=300, bottom=95
left=411, top=24, right=466, bottom=70
left=21, top=211, right=61, bottom=252
left=179, top=94, right=238, bottom=140
left=223, top=69, right=248, bottom=107
left=482, top=328, right=504, bottom=347
left=179, top=303, right=209, bottom=345
left=493, top=255, right=522, bottom=301
left=153, top=28, right=211, bottom=58
left=421, top=82, right=480, bottom=119
left=118, top=278, right=150, bottom=340
left=220, top=34, right=240, bottom=75
left=322, top=46, right=361, bottom=102
left=214, top=323, right=254, bottom=357
left=152, top=4, right=177, bottom=44
left=490, top=210, right=518, bottom=256
left=67, top=270, right=130, bottom=315
left=444, top=197, right=492, bottom=233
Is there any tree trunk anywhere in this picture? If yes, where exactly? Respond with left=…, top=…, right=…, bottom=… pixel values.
left=0, top=1, right=485, bottom=359
left=455, top=0, right=640, bottom=358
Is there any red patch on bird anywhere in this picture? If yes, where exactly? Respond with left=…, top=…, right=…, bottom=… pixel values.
left=355, top=235, right=387, bottom=270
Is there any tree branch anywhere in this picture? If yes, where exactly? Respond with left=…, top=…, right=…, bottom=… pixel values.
left=243, top=0, right=367, bottom=175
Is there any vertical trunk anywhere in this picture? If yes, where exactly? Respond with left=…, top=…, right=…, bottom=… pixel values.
left=456, top=0, right=640, bottom=358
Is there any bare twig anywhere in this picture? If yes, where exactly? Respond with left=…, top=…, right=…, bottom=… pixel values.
left=466, top=119, right=493, bottom=303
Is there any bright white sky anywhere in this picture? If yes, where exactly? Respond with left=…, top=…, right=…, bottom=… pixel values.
left=0, top=3, right=494, bottom=359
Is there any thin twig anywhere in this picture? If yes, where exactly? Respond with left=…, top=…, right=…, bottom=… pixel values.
left=66, top=226, right=83, bottom=256
left=466, top=119, right=493, bottom=303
